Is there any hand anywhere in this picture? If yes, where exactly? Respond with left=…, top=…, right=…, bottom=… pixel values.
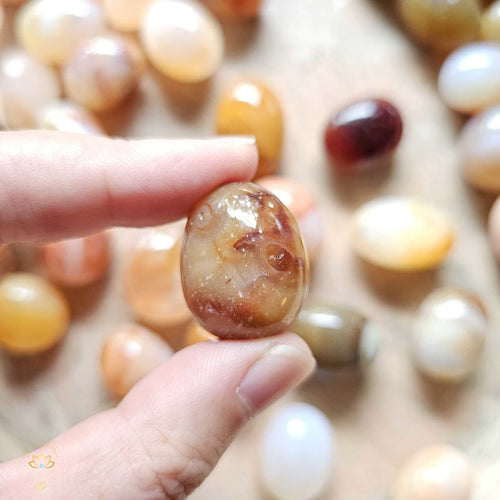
left=0, top=131, right=315, bottom=499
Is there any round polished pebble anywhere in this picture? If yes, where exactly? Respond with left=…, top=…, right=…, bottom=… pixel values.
left=16, top=0, right=107, bottom=66
left=461, top=105, right=500, bottom=192
left=412, top=288, right=487, bottom=382
left=257, top=176, right=323, bottom=261
left=103, top=0, right=152, bottom=31
left=0, top=245, right=16, bottom=275
left=397, top=0, right=481, bottom=52
left=201, top=0, right=263, bottom=20
left=324, top=98, right=403, bottom=171
left=184, top=321, right=216, bottom=347
left=488, top=196, right=500, bottom=260
left=352, top=197, right=454, bottom=271
left=181, top=182, right=308, bottom=339
left=390, top=445, right=473, bottom=499
left=140, top=0, right=224, bottom=83
left=217, top=81, right=283, bottom=179
left=0, top=48, right=60, bottom=130
left=481, top=1, right=500, bottom=40
left=0, top=273, right=69, bottom=354
left=41, top=232, right=110, bottom=287
left=438, top=42, right=500, bottom=114
left=36, top=100, right=105, bottom=135
left=290, top=301, right=380, bottom=368
left=63, top=34, right=144, bottom=112
left=260, top=403, right=335, bottom=500
left=125, top=224, right=191, bottom=328
left=101, top=323, right=173, bottom=398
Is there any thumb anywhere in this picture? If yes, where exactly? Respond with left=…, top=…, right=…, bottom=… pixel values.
left=0, top=333, right=315, bottom=499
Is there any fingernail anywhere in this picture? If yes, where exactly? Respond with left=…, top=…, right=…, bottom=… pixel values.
left=237, top=344, right=316, bottom=416
left=215, top=135, right=256, bottom=145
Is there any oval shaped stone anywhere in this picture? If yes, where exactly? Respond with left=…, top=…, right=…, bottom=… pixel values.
left=461, top=105, right=500, bottom=193
left=181, top=182, right=308, bottom=339
left=411, top=287, right=486, bottom=382
left=290, top=301, right=380, bottom=368
left=260, top=402, right=335, bottom=500
left=438, top=42, right=500, bottom=114
left=352, top=197, right=454, bottom=271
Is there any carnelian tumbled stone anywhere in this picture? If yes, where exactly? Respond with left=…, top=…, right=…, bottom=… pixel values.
left=181, top=182, right=308, bottom=339
left=216, top=81, right=284, bottom=179
left=324, top=98, right=403, bottom=172
left=201, top=0, right=263, bottom=20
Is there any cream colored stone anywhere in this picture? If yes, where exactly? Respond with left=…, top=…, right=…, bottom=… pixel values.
left=103, top=0, right=151, bottom=31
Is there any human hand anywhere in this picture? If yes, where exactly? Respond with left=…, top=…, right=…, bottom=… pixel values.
left=0, top=131, right=315, bottom=499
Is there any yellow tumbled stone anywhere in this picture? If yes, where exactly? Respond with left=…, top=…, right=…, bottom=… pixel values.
left=352, top=197, right=454, bottom=271
left=0, top=273, right=70, bottom=354
left=481, top=1, right=500, bottom=41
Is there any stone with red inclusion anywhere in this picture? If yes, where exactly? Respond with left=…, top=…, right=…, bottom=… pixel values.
left=324, top=98, right=403, bottom=171
left=181, top=182, right=308, bottom=339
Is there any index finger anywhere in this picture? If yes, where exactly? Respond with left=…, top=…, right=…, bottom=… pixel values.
left=0, top=131, right=257, bottom=243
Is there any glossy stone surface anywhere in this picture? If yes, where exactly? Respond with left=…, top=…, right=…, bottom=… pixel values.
left=352, top=197, right=454, bottom=271
left=412, top=288, right=487, bottom=382
left=140, top=0, right=224, bottom=83
left=0, top=48, right=60, bottom=130
left=103, top=0, right=152, bottom=31
left=324, top=99, right=403, bottom=171
left=397, top=0, right=481, bottom=52
left=216, top=81, right=283, bottom=178
left=461, top=105, right=500, bottom=192
left=390, top=445, right=472, bottom=500
left=125, top=224, right=191, bottom=328
left=481, top=1, right=500, bottom=41
left=438, top=43, right=500, bottom=114
left=184, top=321, right=217, bottom=346
left=100, top=323, right=173, bottom=398
left=0, top=273, right=69, bottom=354
left=488, top=195, right=500, bottom=260
left=290, top=301, right=380, bottom=368
left=63, top=34, right=144, bottom=112
left=16, top=0, right=107, bottom=66
left=201, top=0, right=263, bottom=20
left=0, top=245, right=16, bottom=275
left=36, top=100, right=105, bottom=135
left=257, top=176, right=323, bottom=262
left=41, top=232, right=110, bottom=287
left=260, top=403, right=335, bottom=500
left=181, top=182, right=308, bottom=339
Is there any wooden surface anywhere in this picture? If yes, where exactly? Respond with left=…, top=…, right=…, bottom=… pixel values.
left=1, top=0, right=500, bottom=498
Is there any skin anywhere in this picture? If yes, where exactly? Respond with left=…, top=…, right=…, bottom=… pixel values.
left=0, top=131, right=315, bottom=499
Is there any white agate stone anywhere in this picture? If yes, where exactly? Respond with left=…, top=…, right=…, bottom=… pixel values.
left=103, top=0, right=152, bottom=32
left=461, top=105, right=500, bottom=192
left=260, top=402, right=335, bottom=500
left=140, top=0, right=224, bottom=83
left=438, top=42, right=500, bottom=114
left=36, top=100, right=104, bottom=135
left=411, top=288, right=487, bottom=382
left=16, top=0, right=107, bottom=66
left=351, top=197, right=454, bottom=271
left=390, top=445, right=473, bottom=500
left=0, top=49, right=60, bottom=130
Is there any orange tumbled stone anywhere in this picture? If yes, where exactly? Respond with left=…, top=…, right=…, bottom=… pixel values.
left=184, top=321, right=217, bottom=347
left=124, top=224, right=191, bottom=327
left=101, top=323, right=173, bottom=398
left=40, top=232, right=111, bottom=287
left=201, top=0, right=263, bottom=20
left=216, top=81, right=283, bottom=179
left=0, top=245, right=16, bottom=275
left=0, top=273, right=69, bottom=354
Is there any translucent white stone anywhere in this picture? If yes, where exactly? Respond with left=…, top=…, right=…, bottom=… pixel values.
left=438, top=42, right=500, bottom=114
left=391, top=445, right=473, bottom=500
left=36, top=100, right=104, bottom=135
left=103, top=0, right=152, bottom=31
left=0, top=48, right=60, bottom=129
left=351, top=197, right=454, bottom=271
left=461, top=105, right=500, bottom=192
left=16, top=0, right=107, bottom=66
left=260, top=403, right=335, bottom=500
left=411, top=288, right=487, bottom=382
left=140, top=0, right=224, bottom=83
